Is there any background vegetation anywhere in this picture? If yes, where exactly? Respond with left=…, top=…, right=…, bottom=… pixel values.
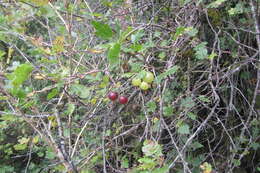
left=0, top=0, right=260, bottom=172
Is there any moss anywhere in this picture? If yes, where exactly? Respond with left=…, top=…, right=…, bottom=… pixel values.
left=207, top=8, right=223, bottom=27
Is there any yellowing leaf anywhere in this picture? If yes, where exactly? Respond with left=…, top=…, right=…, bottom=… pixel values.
left=32, top=136, right=40, bottom=144
left=200, top=162, right=212, bottom=173
left=90, top=73, right=97, bottom=77
left=53, top=36, right=64, bottom=45
left=86, top=48, right=105, bottom=54
left=43, top=47, right=51, bottom=55
left=30, top=36, right=43, bottom=47
left=52, top=36, right=65, bottom=53
left=204, top=170, right=211, bottom=173
left=90, top=98, right=97, bottom=105
left=155, top=97, right=160, bottom=102
left=48, top=116, right=58, bottom=128
left=31, top=0, right=49, bottom=6
left=152, top=117, right=159, bottom=123
left=18, top=137, right=30, bottom=144
left=34, top=73, right=46, bottom=80
left=48, top=115, right=56, bottom=121
left=115, top=82, right=121, bottom=88
left=7, top=47, right=14, bottom=64
left=51, top=120, right=57, bottom=128
left=27, top=92, right=35, bottom=97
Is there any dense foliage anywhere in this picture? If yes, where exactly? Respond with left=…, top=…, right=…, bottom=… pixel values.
left=0, top=0, right=260, bottom=172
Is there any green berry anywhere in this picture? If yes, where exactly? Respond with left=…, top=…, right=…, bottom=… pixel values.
left=132, top=78, right=142, bottom=87
left=140, top=81, right=150, bottom=90
left=143, top=72, right=154, bottom=83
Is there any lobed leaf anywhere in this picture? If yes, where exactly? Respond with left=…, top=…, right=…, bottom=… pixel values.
left=91, top=21, right=113, bottom=40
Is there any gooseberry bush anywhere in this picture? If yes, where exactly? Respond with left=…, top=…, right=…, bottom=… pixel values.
left=0, top=0, right=260, bottom=173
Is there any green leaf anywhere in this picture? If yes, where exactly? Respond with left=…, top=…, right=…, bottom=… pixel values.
left=121, top=157, right=129, bottom=168
left=102, top=75, right=110, bottom=83
left=13, top=143, right=27, bottom=151
left=130, top=62, right=143, bottom=72
left=208, top=52, right=217, bottom=60
left=250, top=142, right=260, bottom=150
left=142, top=140, right=163, bottom=157
left=155, top=66, right=179, bottom=84
left=173, top=26, right=185, bottom=40
left=121, top=72, right=135, bottom=78
left=191, top=141, right=204, bottom=150
left=185, top=27, right=198, bottom=37
left=232, top=159, right=241, bottom=166
left=151, top=166, right=169, bottom=173
left=46, top=149, right=56, bottom=159
left=189, top=155, right=204, bottom=167
left=160, top=40, right=169, bottom=47
left=198, top=95, right=211, bottom=103
left=207, top=0, right=227, bottom=8
left=0, top=50, right=5, bottom=61
left=130, top=44, right=143, bottom=52
left=30, top=0, right=49, bottom=6
left=0, top=165, right=14, bottom=172
left=0, top=14, right=7, bottom=24
left=136, top=70, right=147, bottom=79
left=108, top=43, right=121, bottom=65
left=47, top=88, right=59, bottom=100
left=146, top=101, right=157, bottom=113
left=163, top=106, right=173, bottom=117
left=119, top=26, right=134, bottom=42
left=240, top=71, right=251, bottom=80
left=54, top=164, right=66, bottom=172
left=7, top=63, right=33, bottom=87
left=22, top=100, right=35, bottom=109
left=0, top=114, right=16, bottom=121
left=162, top=89, right=174, bottom=103
left=131, top=30, right=144, bottom=43
left=158, top=52, right=166, bottom=59
left=177, top=123, right=190, bottom=134
left=138, top=157, right=156, bottom=170
left=70, top=84, right=90, bottom=99
left=154, top=31, right=161, bottom=37
left=64, top=128, right=70, bottom=138
left=187, top=112, right=197, bottom=120
left=38, top=6, right=56, bottom=17
left=143, top=38, right=155, bottom=49
left=181, top=97, right=195, bottom=109
left=91, top=21, right=113, bottom=40
left=0, top=96, right=8, bottom=100
left=194, top=42, right=208, bottom=60
left=10, top=88, right=26, bottom=99
left=228, top=3, right=244, bottom=16
left=66, top=103, right=75, bottom=115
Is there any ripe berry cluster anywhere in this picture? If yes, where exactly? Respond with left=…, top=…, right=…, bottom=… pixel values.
left=108, top=92, right=128, bottom=104
left=107, top=71, right=154, bottom=104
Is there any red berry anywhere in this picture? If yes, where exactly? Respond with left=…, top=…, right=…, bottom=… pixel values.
left=108, top=92, right=118, bottom=101
left=119, top=96, right=128, bottom=104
